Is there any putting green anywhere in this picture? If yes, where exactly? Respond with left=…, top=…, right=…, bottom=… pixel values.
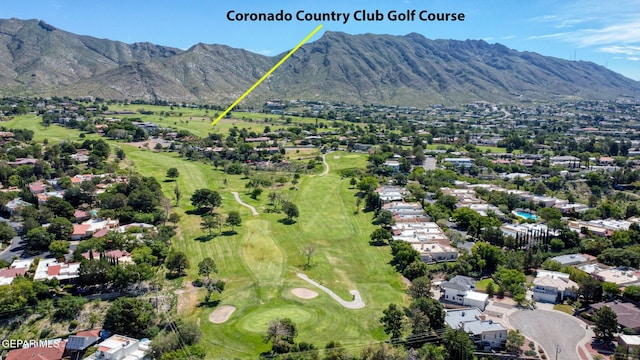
left=237, top=305, right=318, bottom=333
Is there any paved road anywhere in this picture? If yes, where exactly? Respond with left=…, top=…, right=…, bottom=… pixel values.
left=296, top=273, right=364, bottom=309
left=509, top=309, right=587, bottom=360
left=231, top=191, right=259, bottom=216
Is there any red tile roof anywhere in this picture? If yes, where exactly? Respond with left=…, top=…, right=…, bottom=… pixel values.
left=5, top=340, right=66, bottom=360
left=72, top=224, right=91, bottom=236
left=76, top=329, right=102, bottom=337
left=0, top=267, right=26, bottom=278
left=47, top=265, right=61, bottom=277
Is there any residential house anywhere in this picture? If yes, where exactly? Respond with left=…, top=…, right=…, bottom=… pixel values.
left=4, top=198, right=32, bottom=215
left=441, top=275, right=489, bottom=311
left=445, top=308, right=507, bottom=349
left=411, top=242, right=459, bottom=263
left=34, top=259, right=80, bottom=283
left=5, top=339, right=66, bottom=360
left=592, top=267, right=640, bottom=287
left=82, top=249, right=133, bottom=264
left=376, top=186, right=404, bottom=203
left=550, top=155, right=580, bottom=168
left=66, top=329, right=103, bottom=360
left=532, top=270, right=578, bottom=303
left=0, top=267, right=27, bottom=286
left=618, top=334, right=640, bottom=353
left=85, top=334, right=151, bottom=360
left=29, top=181, right=47, bottom=194
left=590, top=301, right=640, bottom=333
left=74, top=209, right=92, bottom=222
left=550, top=253, right=593, bottom=267
left=383, top=160, right=401, bottom=172
left=442, top=157, right=474, bottom=168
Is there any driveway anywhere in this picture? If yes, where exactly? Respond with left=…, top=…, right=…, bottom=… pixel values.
left=509, top=309, right=587, bottom=360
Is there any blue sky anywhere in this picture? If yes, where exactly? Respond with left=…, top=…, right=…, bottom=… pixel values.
left=3, top=0, right=640, bottom=80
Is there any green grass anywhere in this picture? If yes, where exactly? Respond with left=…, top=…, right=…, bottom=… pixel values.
left=3, top=114, right=409, bottom=358
left=475, top=278, right=497, bottom=292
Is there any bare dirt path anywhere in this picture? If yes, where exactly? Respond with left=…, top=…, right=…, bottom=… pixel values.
left=296, top=273, right=364, bottom=309
left=231, top=191, right=258, bottom=216
left=319, top=152, right=331, bottom=177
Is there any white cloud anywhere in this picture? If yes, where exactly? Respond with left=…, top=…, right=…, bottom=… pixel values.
left=599, top=45, right=640, bottom=55
left=249, top=49, right=273, bottom=55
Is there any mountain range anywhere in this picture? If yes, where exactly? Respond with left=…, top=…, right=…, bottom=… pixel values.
left=1, top=18, right=639, bottom=106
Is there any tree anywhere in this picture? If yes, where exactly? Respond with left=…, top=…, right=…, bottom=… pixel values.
left=190, top=189, right=222, bottom=213
left=442, top=328, right=475, bottom=360
left=203, top=278, right=225, bottom=304
left=103, top=297, right=157, bottom=339
left=369, top=228, right=392, bottom=246
left=380, top=303, right=405, bottom=343
left=165, top=251, right=190, bottom=277
left=300, top=243, right=317, bottom=269
left=493, top=266, right=526, bottom=297
left=49, top=240, right=70, bottom=259
left=282, top=201, right=299, bottom=222
left=418, top=343, right=446, bottom=360
left=45, top=196, right=75, bottom=220
left=374, top=209, right=395, bottom=227
left=25, top=227, right=55, bottom=251
left=166, top=167, right=179, bottom=180
left=168, top=213, right=181, bottom=227
left=131, top=246, right=157, bottom=266
left=198, top=257, right=217, bottom=279
left=54, top=295, right=87, bottom=320
left=264, top=317, right=298, bottom=354
left=407, top=276, right=432, bottom=300
left=452, top=207, right=480, bottom=229
left=225, top=211, right=242, bottom=231
left=486, top=281, right=496, bottom=298
left=201, top=215, right=219, bottom=236
left=0, top=222, right=16, bottom=246
left=593, top=306, right=618, bottom=341
left=47, top=217, right=74, bottom=240
left=506, top=330, right=525, bottom=354
left=324, top=341, right=353, bottom=360
left=250, top=187, right=263, bottom=200
left=360, top=343, right=407, bottom=360
left=174, top=184, right=181, bottom=206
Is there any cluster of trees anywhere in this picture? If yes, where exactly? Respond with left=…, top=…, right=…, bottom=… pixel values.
left=378, top=277, right=477, bottom=359
left=190, top=188, right=243, bottom=237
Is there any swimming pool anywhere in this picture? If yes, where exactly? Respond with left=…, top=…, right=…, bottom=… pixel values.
left=514, top=211, right=538, bottom=221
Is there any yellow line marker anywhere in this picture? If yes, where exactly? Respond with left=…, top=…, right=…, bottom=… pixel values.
left=212, top=24, right=324, bottom=126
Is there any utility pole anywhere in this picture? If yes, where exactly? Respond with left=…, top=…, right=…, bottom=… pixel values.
left=555, top=344, right=561, bottom=360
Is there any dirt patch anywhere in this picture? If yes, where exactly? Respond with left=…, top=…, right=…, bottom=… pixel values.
left=175, top=282, right=201, bottom=316
left=124, top=137, right=171, bottom=149
left=209, top=305, right=236, bottom=323
left=291, top=287, right=319, bottom=299
left=333, top=155, right=341, bottom=159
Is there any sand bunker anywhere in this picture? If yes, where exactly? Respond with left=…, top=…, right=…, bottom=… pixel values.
left=209, top=305, right=236, bottom=323
left=291, top=287, right=319, bottom=299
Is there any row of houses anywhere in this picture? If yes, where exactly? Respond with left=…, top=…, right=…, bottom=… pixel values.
left=4, top=330, right=151, bottom=360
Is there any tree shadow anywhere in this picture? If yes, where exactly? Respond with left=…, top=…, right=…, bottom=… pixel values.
left=278, top=218, right=296, bottom=225
left=165, top=272, right=185, bottom=280
left=198, top=299, right=221, bottom=308
left=195, top=234, right=215, bottom=242
left=185, top=208, right=208, bottom=216
left=221, top=230, right=236, bottom=236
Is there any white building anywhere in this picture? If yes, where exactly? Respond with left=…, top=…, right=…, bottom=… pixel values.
left=440, top=275, right=489, bottom=311
left=85, top=334, right=150, bottom=360
left=445, top=308, right=507, bottom=349
left=33, top=259, right=80, bottom=282
left=532, top=270, right=578, bottom=304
